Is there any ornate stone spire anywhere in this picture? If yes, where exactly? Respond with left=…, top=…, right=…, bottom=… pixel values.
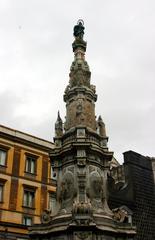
left=64, top=20, right=97, bottom=132
left=29, top=21, right=136, bottom=240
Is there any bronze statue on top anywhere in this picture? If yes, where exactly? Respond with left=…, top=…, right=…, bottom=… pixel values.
left=73, top=20, right=85, bottom=39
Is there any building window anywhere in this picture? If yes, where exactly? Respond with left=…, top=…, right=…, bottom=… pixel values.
left=25, top=155, right=37, bottom=174
left=0, top=149, right=7, bottom=166
left=23, top=216, right=32, bottom=226
left=48, top=192, right=56, bottom=214
left=0, top=184, right=4, bottom=202
left=23, top=189, right=35, bottom=208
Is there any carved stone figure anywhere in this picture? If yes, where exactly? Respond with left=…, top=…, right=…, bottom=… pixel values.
left=72, top=200, right=92, bottom=216
left=113, top=206, right=133, bottom=224
left=97, top=115, right=106, bottom=137
left=90, top=84, right=96, bottom=93
left=64, top=84, right=70, bottom=94
left=70, top=69, right=85, bottom=87
left=76, top=100, right=85, bottom=125
left=76, top=103, right=83, bottom=116
left=73, top=21, right=85, bottom=40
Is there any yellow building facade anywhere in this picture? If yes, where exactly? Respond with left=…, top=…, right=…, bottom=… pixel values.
left=0, top=125, right=56, bottom=239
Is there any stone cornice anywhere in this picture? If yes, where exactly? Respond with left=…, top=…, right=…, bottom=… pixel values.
left=0, top=124, right=54, bottom=152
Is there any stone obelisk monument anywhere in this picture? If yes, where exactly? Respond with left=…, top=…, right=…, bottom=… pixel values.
left=29, top=20, right=136, bottom=240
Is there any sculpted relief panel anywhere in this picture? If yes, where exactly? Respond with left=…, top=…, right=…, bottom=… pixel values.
left=87, top=171, right=104, bottom=212
left=58, top=170, right=77, bottom=213
left=65, top=95, right=96, bottom=131
left=73, top=231, right=92, bottom=240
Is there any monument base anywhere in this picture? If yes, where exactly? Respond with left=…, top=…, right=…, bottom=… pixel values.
left=29, top=212, right=136, bottom=240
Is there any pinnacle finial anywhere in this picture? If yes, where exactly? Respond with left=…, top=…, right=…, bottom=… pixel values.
left=55, top=111, right=63, bottom=137
left=57, top=111, right=61, bottom=121
left=98, top=115, right=103, bottom=122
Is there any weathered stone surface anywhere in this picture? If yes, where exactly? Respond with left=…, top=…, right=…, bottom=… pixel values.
left=29, top=22, right=136, bottom=240
left=64, top=92, right=97, bottom=131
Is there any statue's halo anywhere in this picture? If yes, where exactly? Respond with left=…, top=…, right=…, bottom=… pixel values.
left=77, top=19, right=84, bottom=26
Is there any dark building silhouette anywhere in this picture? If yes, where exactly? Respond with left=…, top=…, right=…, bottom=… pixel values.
left=109, top=151, right=155, bottom=240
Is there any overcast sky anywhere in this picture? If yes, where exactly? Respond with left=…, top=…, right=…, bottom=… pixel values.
left=0, top=0, right=155, bottom=163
